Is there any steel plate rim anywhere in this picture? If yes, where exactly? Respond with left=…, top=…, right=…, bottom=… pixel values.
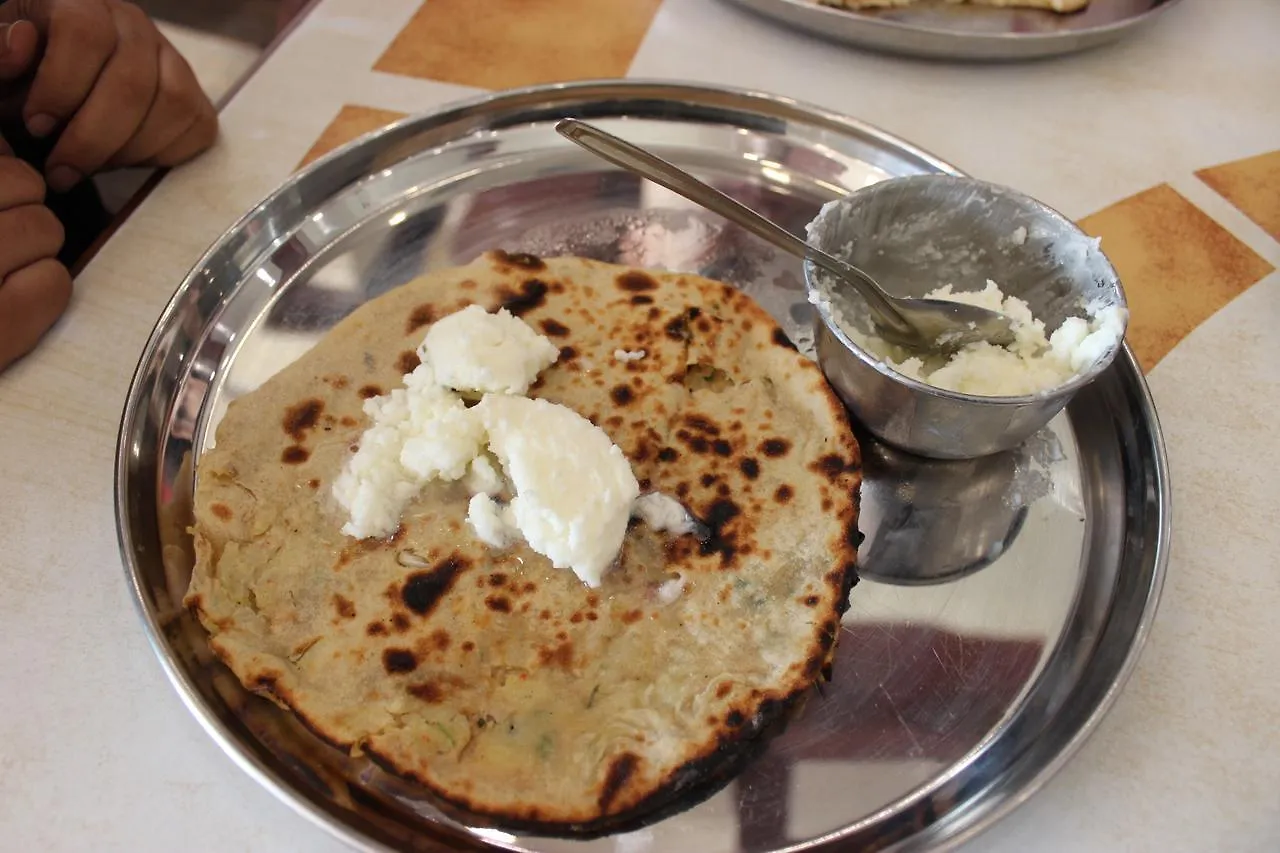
left=733, top=0, right=1183, bottom=43
left=297, top=78, right=964, bottom=181
left=722, top=0, right=1185, bottom=60
left=112, top=199, right=405, bottom=853
left=113, top=78, right=1170, bottom=853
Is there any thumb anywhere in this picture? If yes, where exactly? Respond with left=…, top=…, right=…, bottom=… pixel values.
left=0, top=19, right=42, bottom=82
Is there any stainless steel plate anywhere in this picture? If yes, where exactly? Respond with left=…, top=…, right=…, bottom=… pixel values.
left=722, top=0, right=1183, bottom=60
left=115, top=81, right=1169, bottom=853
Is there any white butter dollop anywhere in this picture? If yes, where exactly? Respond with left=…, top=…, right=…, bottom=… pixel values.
left=467, top=493, right=519, bottom=548
left=464, top=454, right=505, bottom=497
left=334, top=305, right=695, bottom=586
left=656, top=573, right=687, bottom=604
left=419, top=304, right=559, bottom=395
left=473, top=395, right=640, bottom=588
left=331, top=363, right=483, bottom=539
left=633, top=492, right=697, bottom=534
left=613, top=349, right=646, bottom=363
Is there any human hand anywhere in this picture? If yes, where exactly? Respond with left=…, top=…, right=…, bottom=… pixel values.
left=0, top=133, right=71, bottom=372
left=0, top=0, right=218, bottom=194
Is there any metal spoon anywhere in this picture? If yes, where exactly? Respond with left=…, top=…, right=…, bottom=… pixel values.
left=555, top=118, right=1015, bottom=352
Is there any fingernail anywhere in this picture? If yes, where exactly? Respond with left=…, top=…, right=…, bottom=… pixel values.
left=27, top=113, right=57, bottom=138
left=2, top=19, right=26, bottom=56
left=47, top=166, right=81, bottom=194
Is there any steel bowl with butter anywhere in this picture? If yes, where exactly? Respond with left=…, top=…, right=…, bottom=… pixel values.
left=805, top=175, right=1128, bottom=460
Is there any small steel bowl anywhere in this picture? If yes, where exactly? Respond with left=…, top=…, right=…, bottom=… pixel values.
left=806, top=175, right=1128, bottom=460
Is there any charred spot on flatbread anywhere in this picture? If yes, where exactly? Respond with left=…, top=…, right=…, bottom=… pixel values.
left=401, top=556, right=468, bottom=616
left=616, top=271, right=657, bottom=293
left=282, top=399, right=323, bottom=442
left=406, top=304, right=436, bottom=334
left=499, top=279, right=549, bottom=316
left=491, top=249, right=546, bottom=272
left=382, top=648, right=418, bottom=674
left=772, top=327, right=797, bottom=350
left=332, top=594, right=356, bottom=620
left=396, top=350, right=420, bottom=374
left=539, top=318, right=570, bottom=337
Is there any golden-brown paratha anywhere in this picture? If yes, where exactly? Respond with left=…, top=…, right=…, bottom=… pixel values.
left=186, top=251, right=862, bottom=835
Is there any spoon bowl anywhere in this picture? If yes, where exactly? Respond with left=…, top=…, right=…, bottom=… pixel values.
left=555, top=118, right=1014, bottom=352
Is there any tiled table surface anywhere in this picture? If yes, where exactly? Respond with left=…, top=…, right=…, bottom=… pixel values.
left=2, top=0, right=1277, bottom=851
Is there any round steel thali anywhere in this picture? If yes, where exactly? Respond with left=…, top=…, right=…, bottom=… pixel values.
left=721, top=0, right=1184, bottom=61
left=115, top=81, right=1169, bottom=853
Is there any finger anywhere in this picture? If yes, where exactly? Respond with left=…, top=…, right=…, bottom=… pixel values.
left=18, top=0, right=117, bottom=139
left=0, top=155, right=45, bottom=207
left=145, top=92, right=218, bottom=168
left=0, top=203, right=63, bottom=275
left=44, top=2, right=159, bottom=191
left=0, top=19, right=40, bottom=120
left=108, top=38, right=208, bottom=167
left=0, top=19, right=40, bottom=80
left=0, top=257, right=73, bottom=372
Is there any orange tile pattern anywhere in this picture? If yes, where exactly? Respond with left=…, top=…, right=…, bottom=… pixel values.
left=297, top=105, right=407, bottom=170
left=1078, top=184, right=1274, bottom=372
left=373, top=0, right=664, bottom=90
left=1196, top=149, right=1280, bottom=241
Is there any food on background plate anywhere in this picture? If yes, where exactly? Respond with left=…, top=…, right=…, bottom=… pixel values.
left=185, top=250, right=863, bottom=836
left=819, top=0, right=1089, bottom=13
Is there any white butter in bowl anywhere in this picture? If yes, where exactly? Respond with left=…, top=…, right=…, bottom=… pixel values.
left=833, top=280, right=1128, bottom=397
left=803, top=174, right=1129, bottom=459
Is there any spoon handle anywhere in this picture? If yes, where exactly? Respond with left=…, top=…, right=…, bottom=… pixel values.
left=554, top=118, right=910, bottom=333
